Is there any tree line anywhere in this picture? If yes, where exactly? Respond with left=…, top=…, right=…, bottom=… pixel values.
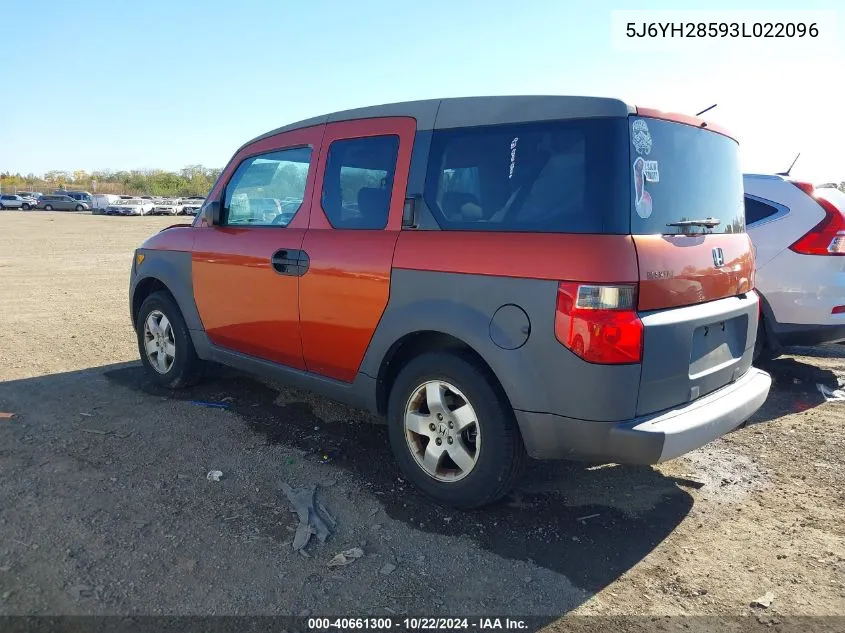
left=0, top=166, right=223, bottom=198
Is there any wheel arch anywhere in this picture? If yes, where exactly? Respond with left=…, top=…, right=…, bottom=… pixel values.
left=131, top=277, right=173, bottom=327
left=130, top=251, right=203, bottom=332
left=373, top=330, right=514, bottom=418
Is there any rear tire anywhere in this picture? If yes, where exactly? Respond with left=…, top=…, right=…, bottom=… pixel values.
left=754, top=316, right=777, bottom=363
left=387, top=351, right=525, bottom=509
left=22, top=204, right=30, bottom=210
left=136, top=291, right=202, bottom=388
left=75, top=204, right=84, bottom=211
left=44, top=205, right=53, bottom=210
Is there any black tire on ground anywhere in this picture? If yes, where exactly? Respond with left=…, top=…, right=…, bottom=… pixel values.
left=387, top=351, right=526, bottom=509
left=136, top=291, right=202, bottom=388
left=22, top=204, right=30, bottom=210
left=753, top=316, right=777, bottom=363
left=75, top=204, right=84, bottom=211
left=44, top=205, right=53, bottom=210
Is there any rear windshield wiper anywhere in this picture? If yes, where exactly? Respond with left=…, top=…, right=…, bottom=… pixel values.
left=666, top=218, right=721, bottom=229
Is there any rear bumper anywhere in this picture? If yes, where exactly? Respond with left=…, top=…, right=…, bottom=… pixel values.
left=515, top=367, right=771, bottom=463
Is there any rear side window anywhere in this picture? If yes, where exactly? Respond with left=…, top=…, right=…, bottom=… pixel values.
left=224, top=147, right=311, bottom=227
left=424, top=118, right=630, bottom=233
left=629, top=117, right=744, bottom=235
left=321, top=135, right=399, bottom=230
left=744, top=196, right=779, bottom=224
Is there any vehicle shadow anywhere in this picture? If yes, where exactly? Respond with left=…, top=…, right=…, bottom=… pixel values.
left=0, top=361, right=695, bottom=620
left=97, top=362, right=694, bottom=595
left=751, top=354, right=842, bottom=423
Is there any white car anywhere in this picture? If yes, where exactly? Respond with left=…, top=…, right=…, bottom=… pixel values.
left=744, top=174, right=845, bottom=358
left=106, top=198, right=155, bottom=216
left=151, top=198, right=185, bottom=216
left=181, top=198, right=204, bottom=215
left=0, top=194, right=28, bottom=209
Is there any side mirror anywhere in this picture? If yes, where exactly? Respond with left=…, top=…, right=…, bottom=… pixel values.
left=203, top=200, right=221, bottom=225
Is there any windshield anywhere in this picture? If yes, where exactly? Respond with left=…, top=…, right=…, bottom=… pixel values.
left=124, top=199, right=142, bottom=205
left=629, top=117, right=744, bottom=235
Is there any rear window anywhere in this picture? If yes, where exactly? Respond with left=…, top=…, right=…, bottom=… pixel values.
left=629, top=117, right=744, bottom=235
left=424, top=118, right=630, bottom=233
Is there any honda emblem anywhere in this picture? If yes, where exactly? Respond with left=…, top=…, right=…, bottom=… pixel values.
left=712, top=247, right=725, bottom=267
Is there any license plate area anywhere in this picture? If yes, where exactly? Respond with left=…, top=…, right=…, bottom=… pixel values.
left=689, top=315, right=748, bottom=378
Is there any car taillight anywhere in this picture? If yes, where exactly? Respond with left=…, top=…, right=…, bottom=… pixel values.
left=554, top=282, right=643, bottom=364
left=788, top=182, right=845, bottom=256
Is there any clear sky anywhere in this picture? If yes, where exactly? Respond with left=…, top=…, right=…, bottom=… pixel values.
left=2, top=0, right=843, bottom=183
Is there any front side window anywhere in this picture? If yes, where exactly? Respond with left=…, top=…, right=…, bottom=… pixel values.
left=224, top=146, right=311, bottom=226
left=321, top=135, right=399, bottom=229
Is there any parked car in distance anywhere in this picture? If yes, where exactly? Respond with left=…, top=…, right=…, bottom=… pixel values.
left=181, top=197, right=204, bottom=215
left=151, top=198, right=185, bottom=216
left=54, top=190, right=93, bottom=205
left=744, top=174, right=845, bottom=358
left=92, top=194, right=123, bottom=214
left=107, top=198, right=155, bottom=216
left=130, top=96, right=772, bottom=508
left=0, top=194, right=27, bottom=209
left=16, top=191, right=42, bottom=201
left=37, top=195, right=89, bottom=211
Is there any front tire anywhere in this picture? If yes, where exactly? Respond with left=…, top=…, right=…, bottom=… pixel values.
left=22, top=204, right=31, bottom=210
left=75, top=204, right=84, bottom=211
left=136, top=291, right=202, bottom=388
left=44, top=205, right=53, bottom=210
left=387, top=352, right=525, bottom=509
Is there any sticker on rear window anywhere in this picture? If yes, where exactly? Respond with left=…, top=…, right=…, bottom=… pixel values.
left=633, top=157, right=653, bottom=218
left=509, top=137, right=519, bottom=179
left=643, top=160, right=659, bottom=182
left=631, top=119, right=652, bottom=156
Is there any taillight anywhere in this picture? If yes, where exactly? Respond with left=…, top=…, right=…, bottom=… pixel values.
left=555, top=282, right=643, bottom=364
left=788, top=183, right=845, bottom=256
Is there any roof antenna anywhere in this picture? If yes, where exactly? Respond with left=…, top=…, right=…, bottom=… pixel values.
left=695, top=104, right=718, bottom=117
left=776, top=153, right=801, bottom=176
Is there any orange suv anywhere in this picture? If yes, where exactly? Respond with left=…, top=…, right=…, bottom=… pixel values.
left=130, top=96, right=772, bottom=508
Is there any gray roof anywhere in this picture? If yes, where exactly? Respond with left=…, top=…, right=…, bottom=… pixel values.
left=240, top=95, right=633, bottom=153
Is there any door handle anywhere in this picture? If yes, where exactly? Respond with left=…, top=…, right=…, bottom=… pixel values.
left=271, top=249, right=309, bottom=277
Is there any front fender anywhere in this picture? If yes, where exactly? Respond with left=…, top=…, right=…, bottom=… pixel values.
left=130, top=249, right=203, bottom=332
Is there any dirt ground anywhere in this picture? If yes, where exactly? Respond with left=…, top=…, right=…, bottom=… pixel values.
left=0, top=212, right=843, bottom=629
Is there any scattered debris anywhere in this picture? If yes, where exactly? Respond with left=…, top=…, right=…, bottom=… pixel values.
left=379, top=563, right=397, bottom=576
left=220, top=396, right=235, bottom=403
left=206, top=470, right=223, bottom=482
left=281, top=483, right=334, bottom=551
left=751, top=591, right=775, bottom=609
left=189, top=400, right=230, bottom=409
left=79, top=412, right=93, bottom=417
left=817, top=384, right=845, bottom=402
left=318, top=502, right=337, bottom=529
left=0, top=412, right=14, bottom=420
left=576, top=513, right=600, bottom=523
left=80, top=428, right=112, bottom=435
left=327, top=548, right=364, bottom=568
